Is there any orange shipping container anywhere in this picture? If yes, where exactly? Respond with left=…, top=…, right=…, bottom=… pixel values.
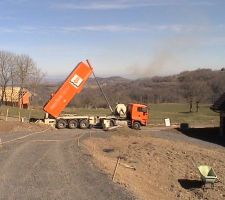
left=44, top=61, right=93, bottom=118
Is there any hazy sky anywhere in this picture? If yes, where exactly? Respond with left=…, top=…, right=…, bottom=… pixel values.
left=0, top=0, right=225, bottom=78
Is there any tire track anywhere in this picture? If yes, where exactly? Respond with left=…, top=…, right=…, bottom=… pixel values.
left=0, top=141, right=52, bottom=199
left=1, top=127, right=51, bottom=145
left=7, top=142, right=53, bottom=200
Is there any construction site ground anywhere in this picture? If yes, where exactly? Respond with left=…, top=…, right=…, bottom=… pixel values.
left=0, top=120, right=225, bottom=200
left=0, top=121, right=133, bottom=200
left=84, top=127, right=225, bottom=200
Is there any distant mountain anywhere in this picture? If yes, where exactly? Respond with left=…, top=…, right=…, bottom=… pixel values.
left=44, top=75, right=66, bottom=84
left=87, top=76, right=130, bottom=87
left=45, top=75, right=130, bottom=85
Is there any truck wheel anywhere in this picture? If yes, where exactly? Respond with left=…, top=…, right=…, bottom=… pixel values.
left=132, top=121, right=141, bottom=130
left=88, top=124, right=94, bottom=129
left=79, top=119, right=89, bottom=129
left=68, top=119, right=78, bottom=129
left=110, top=119, right=115, bottom=127
left=56, top=119, right=67, bottom=129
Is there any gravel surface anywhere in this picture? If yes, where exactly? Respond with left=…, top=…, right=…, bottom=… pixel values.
left=141, top=126, right=225, bottom=149
left=0, top=129, right=135, bottom=200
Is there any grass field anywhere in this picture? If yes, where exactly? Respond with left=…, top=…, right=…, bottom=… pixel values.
left=149, top=103, right=219, bottom=127
left=0, top=106, right=45, bottom=119
left=0, top=103, right=220, bottom=127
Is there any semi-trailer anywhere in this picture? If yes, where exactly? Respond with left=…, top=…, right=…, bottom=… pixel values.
left=42, top=60, right=149, bottom=130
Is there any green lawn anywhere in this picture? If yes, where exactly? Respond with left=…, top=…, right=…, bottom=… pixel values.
left=0, top=106, right=45, bottom=119
left=149, top=103, right=219, bottom=127
left=0, top=103, right=220, bottom=127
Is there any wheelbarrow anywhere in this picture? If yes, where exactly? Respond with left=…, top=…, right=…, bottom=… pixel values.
left=198, top=165, right=217, bottom=188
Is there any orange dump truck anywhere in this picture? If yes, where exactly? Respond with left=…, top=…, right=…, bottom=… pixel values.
left=42, top=60, right=149, bottom=130
left=44, top=61, right=93, bottom=118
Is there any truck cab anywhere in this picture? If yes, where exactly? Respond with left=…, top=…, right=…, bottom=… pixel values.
left=127, top=103, right=149, bottom=129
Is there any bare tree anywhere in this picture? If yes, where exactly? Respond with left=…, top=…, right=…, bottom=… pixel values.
left=29, top=66, right=45, bottom=106
left=16, top=54, right=35, bottom=87
left=0, top=51, right=14, bottom=105
left=0, top=50, right=45, bottom=108
left=10, top=59, right=16, bottom=106
left=16, top=54, right=36, bottom=108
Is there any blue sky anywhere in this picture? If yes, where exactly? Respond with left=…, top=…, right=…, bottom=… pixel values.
left=0, top=0, right=225, bottom=78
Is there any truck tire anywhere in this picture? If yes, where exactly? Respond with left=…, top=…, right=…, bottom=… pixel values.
left=79, top=119, right=89, bottom=129
left=110, top=119, right=115, bottom=127
left=132, top=121, right=141, bottom=130
left=56, top=119, right=67, bottom=129
left=68, top=119, right=78, bottom=129
left=88, top=124, right=94, bottom=129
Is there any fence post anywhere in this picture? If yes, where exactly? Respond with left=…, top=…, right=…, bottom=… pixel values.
left=112, top=157, right=120, bottom=182
left=5, top=108, right=9, bottom=121
left=18, top=111, right=21, bottom=121
left=28, top=109, right=32, bottom=122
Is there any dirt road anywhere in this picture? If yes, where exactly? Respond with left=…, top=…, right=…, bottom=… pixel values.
left=0, top=129, right=134, bottom=200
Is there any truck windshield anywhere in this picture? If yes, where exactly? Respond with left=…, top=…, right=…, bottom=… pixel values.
left=138, top=107, right=148, bottom=113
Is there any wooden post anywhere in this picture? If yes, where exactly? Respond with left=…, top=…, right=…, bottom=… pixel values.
left=220, top=114, right=224, bottom=137
left=112, top=157, right=120, bottom=182
left=77, top=137, right=80, bottom=147
left=5, top=108, right=9, bottom=121
left=18, top=111, right=21, bottom=121
left=28, top=109, right=32, bottom=122
left=92, top=144, right=95, bottom=157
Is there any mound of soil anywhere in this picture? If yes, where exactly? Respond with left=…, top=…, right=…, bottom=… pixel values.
left=83, top=128, right=225, bottom=200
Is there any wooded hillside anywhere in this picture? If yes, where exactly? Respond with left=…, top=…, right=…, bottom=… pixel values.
left=34, top=68, right=225, bottom=108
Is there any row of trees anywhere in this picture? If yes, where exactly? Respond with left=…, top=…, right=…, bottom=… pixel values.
left=0, top=50, right=45, bottom=106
